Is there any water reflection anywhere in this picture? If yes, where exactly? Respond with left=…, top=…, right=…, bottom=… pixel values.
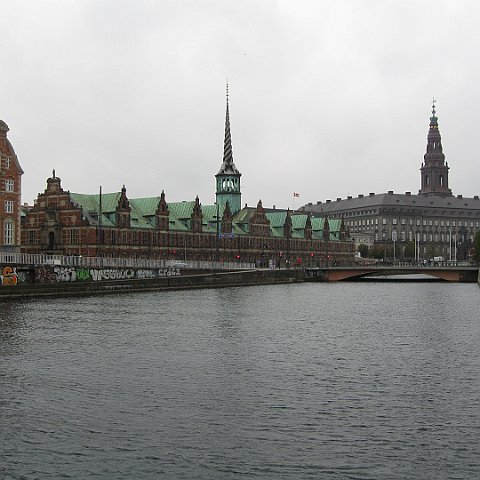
left=1, top=283, right=479, bottom=480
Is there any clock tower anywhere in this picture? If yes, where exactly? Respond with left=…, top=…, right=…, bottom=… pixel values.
left=215, top=84, right=242, bottom=214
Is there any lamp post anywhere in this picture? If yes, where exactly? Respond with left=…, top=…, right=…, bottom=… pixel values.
left=392, top=229, right=397, bottom=263
left=454, top=233, right=457, bottom=263
left=416, top=232, right=420, bottom=264
left=448, top=229, right=452, bottom=262
left=215, top=202, right=220, bottom=261
left=383, top=230, right=387, bottom=260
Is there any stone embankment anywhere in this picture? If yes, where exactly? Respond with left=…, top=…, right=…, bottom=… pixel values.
left=0, top=268, right=305, bottom=299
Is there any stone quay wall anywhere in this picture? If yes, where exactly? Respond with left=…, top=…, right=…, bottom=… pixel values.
left=0, top=264, right=305, bottom=299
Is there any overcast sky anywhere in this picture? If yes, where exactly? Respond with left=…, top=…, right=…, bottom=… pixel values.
left=2, top=0, right=479, bottom=210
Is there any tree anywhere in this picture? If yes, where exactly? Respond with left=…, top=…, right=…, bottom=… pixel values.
left=426, top=245, right=438, bottom=260
left=473, top=231, right=480, bottom=264
left=369, top=245, right=384, bottom=259
left=358, top=244, right=369, bottom=258
left=403, top=241, right=415, bottom=259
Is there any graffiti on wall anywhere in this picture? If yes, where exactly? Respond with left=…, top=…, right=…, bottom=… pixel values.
left=32, top=266, right=181, bottom=283
left=35, top=266, right=57, bottom=284
left=53, top=267, right=94, bottom=282
left=1, top=266, right=18, bottom=286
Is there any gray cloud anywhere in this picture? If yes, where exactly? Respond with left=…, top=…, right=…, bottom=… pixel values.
left=2, top=0, right=479, bottom=210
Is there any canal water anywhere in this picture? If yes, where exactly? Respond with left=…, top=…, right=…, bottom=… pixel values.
left=1, top=282, right=479, bottom=479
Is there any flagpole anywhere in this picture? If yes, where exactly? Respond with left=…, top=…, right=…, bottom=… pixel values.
left=293, top=192, right=300, bottom=210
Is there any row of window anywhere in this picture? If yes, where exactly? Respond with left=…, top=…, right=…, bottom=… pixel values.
left=348, top=218, right=479, bottom=229
left=374, top=230, right=473, bottom=243
left=22, top=228, right=351, bottom=253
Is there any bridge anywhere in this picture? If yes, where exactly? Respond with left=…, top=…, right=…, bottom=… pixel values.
left=305, top=263, right=479, bottom=282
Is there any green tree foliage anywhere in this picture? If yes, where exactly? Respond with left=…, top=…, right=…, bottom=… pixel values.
left=426, top=245, right=438, bottom=260
left=369, top=245, right=385, bottom=259
left=473, top=231, right=480, bottom=264
left=403, top=242, right=415, bottom=259
left=358, top=244, right=369, bottom=258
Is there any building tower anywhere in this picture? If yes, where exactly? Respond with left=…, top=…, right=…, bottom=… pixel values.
left=215, top=83, right=242, bottom=214
left=419, top=100, right=452, bottom=196
left=1, top=119, right=24, bottom=252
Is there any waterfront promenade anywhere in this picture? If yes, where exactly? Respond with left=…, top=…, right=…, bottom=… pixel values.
left=1, top=252, right=478, bottom=300
left=0, top=251, right=255, bottom=272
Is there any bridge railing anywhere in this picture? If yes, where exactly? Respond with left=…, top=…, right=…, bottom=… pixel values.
left=0, top=251, right=255, bottom=271
left=309, top=260, right=476, bottom=269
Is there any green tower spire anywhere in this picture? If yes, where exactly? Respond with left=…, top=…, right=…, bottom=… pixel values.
left=215, top=82, right=242, bottom=214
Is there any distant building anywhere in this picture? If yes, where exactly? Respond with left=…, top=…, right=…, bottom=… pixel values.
left=21, top=91, right=354, bottom=266
left=301, top=103, right=479, bottom=261
left=0, top=120, right=24, bottom=252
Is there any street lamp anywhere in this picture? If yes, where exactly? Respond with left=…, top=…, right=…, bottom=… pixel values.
left=215, top=202, right=220, bottom=261
left=392, top=229, right=397, bottom=263
left=449, top=229, right=452, bottom=261
left=416, top=232, right=421, bottom=264
left=454, top=233, right=457, bottom=263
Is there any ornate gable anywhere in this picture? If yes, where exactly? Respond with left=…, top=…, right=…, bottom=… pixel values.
left=249, top=200, right=270, bottom=237
left=304, top=213, right=312, bottom=240
left=283, top=209, right=292, bottom=238
left=155, top=190, right=170, bottom=231
left=221, top=201, right=233, bottom=234
left=323, top=215, right=330, bottom=241
left=116, top=185, right=131, bottom=228
left=191, top=196, right=203, bottom=233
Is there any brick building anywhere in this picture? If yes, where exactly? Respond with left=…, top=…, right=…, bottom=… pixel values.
left=0, top=120, right=24, bottom=252
left=20, top=94, right=354, bottom=266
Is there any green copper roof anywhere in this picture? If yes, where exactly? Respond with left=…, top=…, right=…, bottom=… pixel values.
left=265, top=211, right=287, bottom=227
left=70, top=192, right=117, bottom=227
left=68, top=191, right=345, bottom=240
left=168, top=201, right=195, bottom=220
left=130, top=196, right=161, bottom=216
left=71, top=192, right=121, bottom=213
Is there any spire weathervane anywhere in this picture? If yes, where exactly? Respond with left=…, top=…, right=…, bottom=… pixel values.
left=432, top=97, right=436, bottom=115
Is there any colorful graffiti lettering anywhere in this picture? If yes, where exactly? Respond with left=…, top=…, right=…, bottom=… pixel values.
left=76, top=268, right=92, bottom=281
left=1, top=266, right=18, bottom=286
left=30, top=266, right=180, bottom=284
left=35, top=266, right=57, bottom=284
left=158, top=268, right=180, bottom=277
left=53, top=266, right=77, bottom=282
left=89, top=268, right=135, bottom=281
left=136, top=269, right=157, bottom=279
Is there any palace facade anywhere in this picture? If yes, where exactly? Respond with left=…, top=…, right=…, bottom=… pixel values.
left=301, top=104, right=480, bottom=261
left=20, top=94, right=354, bottom=266
left=0, top=120, right=24, bottom=252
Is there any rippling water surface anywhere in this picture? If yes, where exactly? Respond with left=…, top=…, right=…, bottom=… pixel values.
left=1, top=282, right=480, bottom=479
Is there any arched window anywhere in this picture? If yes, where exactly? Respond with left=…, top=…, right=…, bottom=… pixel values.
left=439, top=175, right=444, bottom=187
